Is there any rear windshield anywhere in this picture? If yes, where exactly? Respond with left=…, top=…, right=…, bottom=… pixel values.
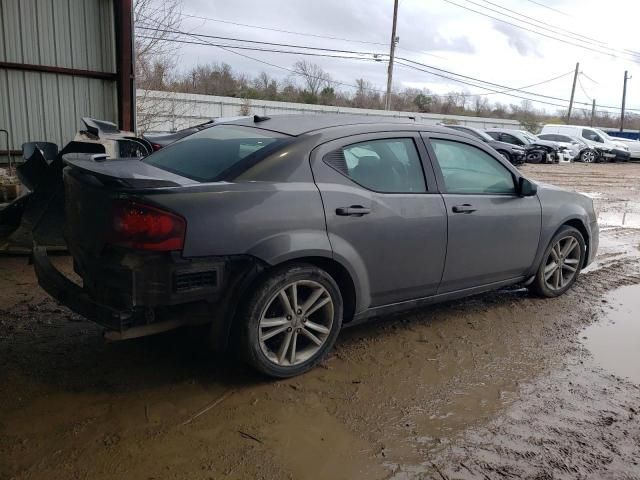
left=143, top=125, right=290, bottom=182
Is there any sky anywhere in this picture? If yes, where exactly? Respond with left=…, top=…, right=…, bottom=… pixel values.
left=159, top=0, right=640, bottom=116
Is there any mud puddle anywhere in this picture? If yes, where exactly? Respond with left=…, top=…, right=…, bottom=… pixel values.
left=582, top=284, right=640, bottom=384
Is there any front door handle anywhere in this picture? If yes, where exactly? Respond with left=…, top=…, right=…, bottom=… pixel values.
left=452, top=204, right=477, bottom=214
left=336, top=205, right=371, bottom=216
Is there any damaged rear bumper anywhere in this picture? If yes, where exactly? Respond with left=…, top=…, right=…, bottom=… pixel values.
left=32, top=246, right=234, bottom=340
left=33, top=246, right=133, bottom=330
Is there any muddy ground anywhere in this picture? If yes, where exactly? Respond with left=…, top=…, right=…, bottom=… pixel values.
left=1, top=162, right=640, bottom=480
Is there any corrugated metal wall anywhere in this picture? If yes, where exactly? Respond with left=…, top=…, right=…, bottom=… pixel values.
left=137, top=90, right=522, bottom=133
left=0, top=0, right=117, bottom=163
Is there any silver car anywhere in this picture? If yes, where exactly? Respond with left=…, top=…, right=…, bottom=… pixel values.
left=34, top=115, right=599, bottom=377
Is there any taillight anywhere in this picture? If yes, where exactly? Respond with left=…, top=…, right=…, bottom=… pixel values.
left=151, top=143, right=163, bottom=151
left=110, top=200, right=185, bottom=251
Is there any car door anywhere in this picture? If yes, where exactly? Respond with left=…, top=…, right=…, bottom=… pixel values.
left=499, top=132, right=526, bottom=147
left=421, top=133, right=542, bottom=293
left=310, top=132, right=447, bottom=309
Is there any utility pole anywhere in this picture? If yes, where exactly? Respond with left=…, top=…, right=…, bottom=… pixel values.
left=590, top=99, right=596, bottom=127
left=620, top=70, right=630, bottom=132
left=566, top=62, right=579, bottom=124
left=385, top=0, right=399, bottom=111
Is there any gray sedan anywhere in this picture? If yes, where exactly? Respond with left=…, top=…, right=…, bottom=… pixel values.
left=34, top=115, right=599, bottom=377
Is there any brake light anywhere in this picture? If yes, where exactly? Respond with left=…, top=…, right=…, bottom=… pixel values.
left=151, top=143, right=163, bottom=151
left=110, top=200, right=185, bottom=251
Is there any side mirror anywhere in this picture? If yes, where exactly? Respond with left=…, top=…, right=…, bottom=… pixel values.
left=518, top=177, right=537, bottom=197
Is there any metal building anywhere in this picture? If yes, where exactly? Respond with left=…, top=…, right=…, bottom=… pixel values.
left=0, top=0, right=133, bottom=164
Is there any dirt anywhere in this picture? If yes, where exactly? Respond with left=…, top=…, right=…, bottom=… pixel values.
left=1, top=162, right=640, bottom=480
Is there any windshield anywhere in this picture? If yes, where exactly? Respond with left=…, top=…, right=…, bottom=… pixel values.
left=143, top=125, right=290, bottom=182
left=594, top=129, right=613, bottom=141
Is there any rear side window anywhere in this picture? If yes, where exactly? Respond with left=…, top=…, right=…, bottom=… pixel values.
left=430, top=139, right=516, bottom=194
left=326, top=138, right=426, bottom=193
left=143, top=125, right=289, bottom=182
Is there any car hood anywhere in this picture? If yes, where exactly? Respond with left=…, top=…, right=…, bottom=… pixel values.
left=530, top=139, right=560, bottom=150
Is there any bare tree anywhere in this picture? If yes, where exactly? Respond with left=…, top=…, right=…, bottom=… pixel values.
left=134, top=0, right=184, bottom=133
left=293, top=61, right=331, bottom=97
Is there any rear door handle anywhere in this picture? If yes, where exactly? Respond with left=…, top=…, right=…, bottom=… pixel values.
left=452, top=204, right=477, bottom=214
left=336, top=206, right=371, bottom=216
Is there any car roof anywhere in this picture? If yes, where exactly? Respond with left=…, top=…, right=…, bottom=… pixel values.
left=221, top=114, right=459, bottom=136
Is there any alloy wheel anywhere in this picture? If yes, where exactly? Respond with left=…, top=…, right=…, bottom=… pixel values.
left=543, top=236, right=581, bottom=291
left=582, top=150, right=596, bottom=163
left=258, top=280, right=334, bottom=366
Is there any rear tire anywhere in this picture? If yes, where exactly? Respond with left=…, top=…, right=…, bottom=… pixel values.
left=238, top=264, right=343, bottom=378
left=529, top=226, right=585, bottom=298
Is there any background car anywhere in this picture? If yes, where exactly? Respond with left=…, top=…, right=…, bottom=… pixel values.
left=608, top=136, right=640, bottom=159
left=34, top=115, right=599, bottom=378
left=541, top=124, right=629, bottom=162
left=441, top=124, right=526, bottom=165
left=537, top=133, right=598, bottom=163
left=485, top=128, right=564, bottom=163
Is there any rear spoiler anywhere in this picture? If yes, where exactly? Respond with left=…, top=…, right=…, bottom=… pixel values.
left=63, top=154, right=194, bottom=188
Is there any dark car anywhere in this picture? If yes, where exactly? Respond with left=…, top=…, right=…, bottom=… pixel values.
left=441, top=124, right=526, bottom=165
left=34, top=115, right=599, bottom=378
left=143, top=117, right=249, bottom=151
left=485, top=128, right=563, bottom=164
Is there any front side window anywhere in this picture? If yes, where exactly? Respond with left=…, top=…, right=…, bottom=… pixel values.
left=332, top=138, right=426, bottom=193
left=430, top=139, right=516, bottom=194
left=143, top=125, right=290, bottom=182
left=582, top=129, right=603, bottom=143
left=501, top=133, right=525, bottom=146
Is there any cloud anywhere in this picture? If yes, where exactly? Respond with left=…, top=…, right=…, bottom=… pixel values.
left=493, top=22, right=541, bottom=56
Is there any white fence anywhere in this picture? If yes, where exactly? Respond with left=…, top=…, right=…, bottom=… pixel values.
left=137, top=90, right=521, bottom=132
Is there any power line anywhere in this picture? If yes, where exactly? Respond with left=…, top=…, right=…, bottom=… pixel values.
left=474, top=70, right=575, bottom=96
left=135, top=34, right=385, bottom=63
left=394, top=60, right=571, bottom=108
left=477, top=0, right=626, bottom=51
left=180, top=12, right=389, bottom=46
left=135, top=25, right=386, bottom=57
left=441, top=0, right=640, bottom=61
left=137, top=29, right=639, bottom=113
left=395, top=60, right=633, bottom=114
left=465, top=0, right=640, bottom=59
left=137, top=25, right=594, bottom=106
left=137, top=34, right=389, bottom=94
left=179, top=12, right=446, bottom=60
left=522, top=0, right=570, bottom=17
left=577, top=75, right=593, bottom=102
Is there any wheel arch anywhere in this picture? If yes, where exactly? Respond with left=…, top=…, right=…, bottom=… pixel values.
left=561, top=218, right=590, bottom=268
left=268, top=256, right=358, bottom=325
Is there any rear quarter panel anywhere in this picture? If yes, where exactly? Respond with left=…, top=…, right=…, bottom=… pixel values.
left=143, top=136, right=333, bottom=262
left=143, top=181, right=331, bottom=262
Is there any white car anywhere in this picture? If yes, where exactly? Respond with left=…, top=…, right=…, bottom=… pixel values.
left=538, top=133, right=597, bottom=163
left=541, top=124, right=630, bottom=162
left=607, top=135, right=640, bottom=159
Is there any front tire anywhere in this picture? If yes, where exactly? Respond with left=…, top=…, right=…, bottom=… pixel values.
left=529, top=226, right=585, bottom=298
left=239, top=264, right=343, bottom=378
left=580, top=149, right=596, bottom=163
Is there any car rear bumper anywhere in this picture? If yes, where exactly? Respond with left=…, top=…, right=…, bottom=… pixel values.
left=33, top=246, right=239, bottom=339
left=33, top=246, right=135, bottom=332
